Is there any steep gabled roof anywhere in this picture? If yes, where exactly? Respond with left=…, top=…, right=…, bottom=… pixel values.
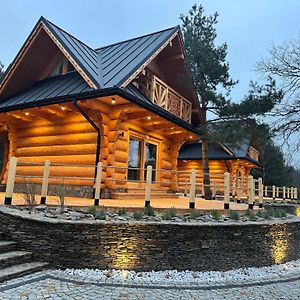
left=41, top=17, right=100, bottom=88
left=96, top=26, right=179, bottom=88
left=0, top=17, right=199, bottom=130
left=0, top=17, right=181, bottom=98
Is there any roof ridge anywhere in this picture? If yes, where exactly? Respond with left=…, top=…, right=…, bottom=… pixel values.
left=95, top=25, right=179, bottom=51
left=42, top=17, right=97, bottom=54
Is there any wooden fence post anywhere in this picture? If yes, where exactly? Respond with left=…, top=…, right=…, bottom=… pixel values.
left=212, top=181, right=217, bottom=200
left=272, top=185, right=276, bottom=202
left=94, top=162, right=102, bottom=206
left=40, top=160, right=50, bottom=205
left=236, top=178, right=241, bottom=203
left=248, top=175, right=254, bottom=209
left=189, top=169, right=196, bottom=209
left=283, top=186, right=286, bottom=201
left=258, top=177, right=263, bottom=208
left=264, top=185, right=268, bottom=198
left=4, top=157, right=17, bottom=205
left=276, top=186, right=279, bottom=198
left=291, top=187, right=294, bottom=201
left=295, top=187, right=298, bottom=202
left=224, top=172, right=230, bottom=209
left=145, top=165, right=152, bottom=207
left=287, top=187, right=290, bottom=200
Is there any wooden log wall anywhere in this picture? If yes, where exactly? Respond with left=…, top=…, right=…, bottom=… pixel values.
left=0, top=101, right=189, bottom=192
left=10, top=114, right=98, bottom=187
left=177, top=160, right=229, bottom=191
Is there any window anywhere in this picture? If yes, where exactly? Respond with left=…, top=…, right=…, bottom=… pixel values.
left=49, top=57, right=75, bottom=77
left=127, top=135, right=158, bottom=182
left=128, top=137, right=142, bottom=181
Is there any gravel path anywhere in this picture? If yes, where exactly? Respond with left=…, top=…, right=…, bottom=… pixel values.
left=0, top=270, right=300, bottom=299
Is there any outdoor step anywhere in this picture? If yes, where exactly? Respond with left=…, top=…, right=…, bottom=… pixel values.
left=0, top=241, right=17, bottom=254
left=0, top=261, right=48, bottom=282
left=0, top=251, right=33, bottom=269
left=111, top=192, right=179, bottom=200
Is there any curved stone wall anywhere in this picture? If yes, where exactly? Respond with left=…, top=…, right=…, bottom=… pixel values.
left=0, top=208, right=300, bottom=271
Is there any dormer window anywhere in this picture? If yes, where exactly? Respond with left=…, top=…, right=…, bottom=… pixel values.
left=49, top=57, right=75, bottom=77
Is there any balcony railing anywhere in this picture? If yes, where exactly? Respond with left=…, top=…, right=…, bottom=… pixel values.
left=149, top=75, right=192, bottom=123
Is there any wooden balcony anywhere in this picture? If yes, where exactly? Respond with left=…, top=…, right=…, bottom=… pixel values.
left=149, top=75, right=192, bottom=123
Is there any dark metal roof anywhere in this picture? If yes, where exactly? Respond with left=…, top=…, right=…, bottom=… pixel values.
left=0, top=18, right=198, bottom=133
left=178, top=141, right=261, bottom=166
left=41, top=17, right=100, bottom=88
left=0, top=72, right=199, bottom=134
left=0, top=72, right=92, bottom=110
left=178, top=142, right=232, bottom=160
left=40, top=18, right=179, bottom=89
left=96, top=26, right=179, bottom=88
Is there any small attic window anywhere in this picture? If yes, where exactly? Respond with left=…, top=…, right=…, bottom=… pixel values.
left=49, top=57, right=75, bottom=77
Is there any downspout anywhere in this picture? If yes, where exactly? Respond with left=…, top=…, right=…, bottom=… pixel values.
left=73, top=100, right=101, bottom=204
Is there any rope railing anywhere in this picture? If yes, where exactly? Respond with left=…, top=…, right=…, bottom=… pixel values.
left=2, top=157, right=299, bottom=209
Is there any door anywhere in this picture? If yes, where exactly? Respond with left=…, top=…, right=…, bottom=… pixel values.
left=144, top=142, right=157, bottom=182
left=127, top=136, right=158, bottom=188
left=128, top=137, right=142, bottom=181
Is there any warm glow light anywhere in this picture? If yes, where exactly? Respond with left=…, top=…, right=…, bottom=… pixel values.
left=112, top=98, right=116, bottom=104
left=171, top=127, right=174, bottom=130
left=190, top=136, right=193, bottom=139
left=269, top=224, right=288, bottom=264
left=61, top=106, right=66, bottom=111
left=147, top=116, right=151, bottom=120
left=25, top=112, right=29, bottom=116
left=121, top=270, right=129, bottom=278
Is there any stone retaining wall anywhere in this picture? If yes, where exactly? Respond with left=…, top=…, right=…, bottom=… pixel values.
left=0, top=208, right=300, bottom=271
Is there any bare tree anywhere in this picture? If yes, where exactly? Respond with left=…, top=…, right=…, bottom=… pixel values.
left=256, top=36, right=300, bottom=148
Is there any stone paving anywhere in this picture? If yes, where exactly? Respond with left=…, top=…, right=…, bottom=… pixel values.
left=0, top=270, right=300, bottom=299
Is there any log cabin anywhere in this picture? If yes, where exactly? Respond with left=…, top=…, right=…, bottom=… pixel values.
left=178, top=141, right=261, bottom=192
left=0, top=17, right=260, bottom=200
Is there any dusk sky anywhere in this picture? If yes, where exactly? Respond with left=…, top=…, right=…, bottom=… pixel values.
left=1, top=0, right=300, bottom=100
left=1, top=0, right=300, bottom=163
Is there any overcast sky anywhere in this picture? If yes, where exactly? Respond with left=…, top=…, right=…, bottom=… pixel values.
left=1, top=0, right=300, bottom=163
left=1, top=0, right=300, bottom=99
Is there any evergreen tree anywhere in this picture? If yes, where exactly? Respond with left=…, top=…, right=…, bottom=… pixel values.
left=251, top=141, right=293, bottom=187
left=180, top=4, right=283, bottom=198
left=180, top=4, right=236, bottom=198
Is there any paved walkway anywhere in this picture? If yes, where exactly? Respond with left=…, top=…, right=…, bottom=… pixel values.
left=0, top=192, right=261, bottom=211
left=0, top=271, right=300, bottom=299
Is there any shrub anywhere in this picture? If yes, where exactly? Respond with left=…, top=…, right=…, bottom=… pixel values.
left=211, top=210, right=220, bottom=221
left=245, top=209, right=256, bottom=221
left=190, top=209, right=201, bottom=220
left=144, top=205, right=155, bottom=217
left=87, top=206, right=97, bottom=216
left=133, top=211, right=143, bottom=220
left=256, top=209, right=264, bottom=218
left=53, top=179, right=67, bottom=214
left=95, top=210, right=106, bottom=220
left=265, top=207, right=275, bottom=217
left=118, top=207, right=126, bottom=216
left=161, top=207, right=177, bottom=220
left=229, top=210, right=240, bottom=221
left=263, top=211, right=272, bottom=220
left=280, top=210, right=287, bottom=218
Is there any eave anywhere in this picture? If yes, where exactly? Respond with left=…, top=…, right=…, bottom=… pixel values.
left=0, top=87, right=200, bottom=135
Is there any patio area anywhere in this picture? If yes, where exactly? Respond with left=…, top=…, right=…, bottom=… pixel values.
left=0, top=192, right=259, bottom=211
